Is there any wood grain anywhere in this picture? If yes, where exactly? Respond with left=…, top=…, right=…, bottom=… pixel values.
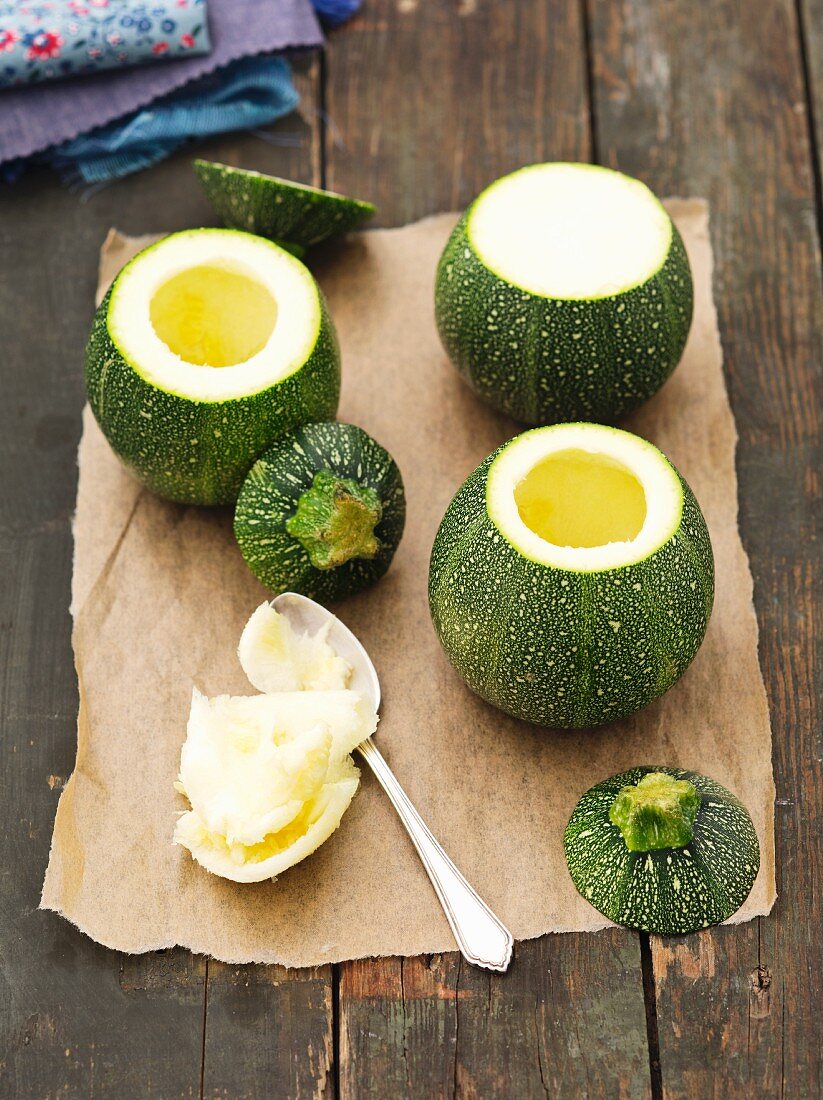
left=588, top=0, right=823, bottom=1094
left=799, top=0, right=823, bottom=186
left=201, top=963, right=334, bottom=1099
left=324, top=0, right=591, bottom=225
left=339, top=935, right=650, bottom=1100
left=326, top=4, right=650, bottom=1096
left=339, top=956, right=459, bottom=1098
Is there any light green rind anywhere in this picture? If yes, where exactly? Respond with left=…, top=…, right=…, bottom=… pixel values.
left=564, top=766, right=760, bottom=934
left=427, top=433, right=713, bottom=728
left=234, top=421, right=406, bottom=602
left=434, top=168, right=693, bottom=425
left=84, top=233, right=341, bottom=506
left=194, top=159, right=376, bottom=249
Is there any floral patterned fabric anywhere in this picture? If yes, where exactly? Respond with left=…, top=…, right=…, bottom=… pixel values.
left=0, top=0, right=211, bottom=89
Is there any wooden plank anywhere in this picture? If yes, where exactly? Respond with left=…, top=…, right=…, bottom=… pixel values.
left=0, top=56, right=332, bottom=1098
left=0, top=176, right=207, bottom=1097
left=588, top=0, right=823, bottom=1094
left=326, top=4, right=651, bottom=1095
left=201, top=963, right=334, bottom=1099
left=799, top=0, right=823, bottom=184
left=340, top=935, right=651, bottom=1099
left=338, top=956, right=459, bottom=1097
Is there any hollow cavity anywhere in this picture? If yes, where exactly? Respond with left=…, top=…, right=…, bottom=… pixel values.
left=514, top=447, right=647, bottom=548
left=150, top=263, right=277, bottom=367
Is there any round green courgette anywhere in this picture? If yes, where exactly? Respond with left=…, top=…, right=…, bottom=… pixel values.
left=564, top=767, right=760, bottom=934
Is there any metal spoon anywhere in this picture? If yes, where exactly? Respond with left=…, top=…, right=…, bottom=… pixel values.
left=272, top=591, right=514, bottom=973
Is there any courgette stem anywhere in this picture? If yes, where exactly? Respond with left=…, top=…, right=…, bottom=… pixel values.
left=608, top=771, right=700, bottom=852
left=286, top=469, right=383, bottom=570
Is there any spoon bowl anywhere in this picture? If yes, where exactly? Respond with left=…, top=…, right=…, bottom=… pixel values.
left=272, top=592, right=381, bottom=709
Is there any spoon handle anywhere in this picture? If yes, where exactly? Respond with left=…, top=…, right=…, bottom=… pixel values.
left=356, top=737, right=513, bottom=972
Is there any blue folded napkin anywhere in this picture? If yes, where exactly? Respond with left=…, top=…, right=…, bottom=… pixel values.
left=50, top=54, right=299, bottom=184
left=0, top=0, right=212, bottom=89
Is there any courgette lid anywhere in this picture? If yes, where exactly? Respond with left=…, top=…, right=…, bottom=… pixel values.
left=194, top=158, right=376, bottom=213
left=193, top=159, right=376, bottom=248
left=467, top=162, right=673, bottom=300
left=564, top=766, right=760, bottom=934
left=486, top=423, right=683, bottom=572
left=233, top=420, right=406, bottom=603
left=107, top=228, right=323, bottom=403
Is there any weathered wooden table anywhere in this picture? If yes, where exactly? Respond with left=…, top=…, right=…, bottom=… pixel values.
left=1, top=2, right=820, bottom=1095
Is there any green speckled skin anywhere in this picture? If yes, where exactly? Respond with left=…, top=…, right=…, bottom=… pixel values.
left=194, top=160, right=376, bottom=249
left=428, top=445, right=713, bottom=728
left=434, top=212, right=693, bottom=424
left=234, top=421, right=406, bottom=602
left=564, top=767, right=760, bottom=934
left=84, top=283, right=341, bottom=507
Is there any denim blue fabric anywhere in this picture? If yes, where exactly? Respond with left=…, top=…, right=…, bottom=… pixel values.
left=49, top=54, right=299, bottom=183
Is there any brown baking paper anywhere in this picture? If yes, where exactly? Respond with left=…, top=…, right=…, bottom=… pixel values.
left=41, top=202, right=775, bottom=965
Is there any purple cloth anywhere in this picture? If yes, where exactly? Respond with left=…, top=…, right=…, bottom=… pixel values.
left=0, top=0, right=322, bottom=164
